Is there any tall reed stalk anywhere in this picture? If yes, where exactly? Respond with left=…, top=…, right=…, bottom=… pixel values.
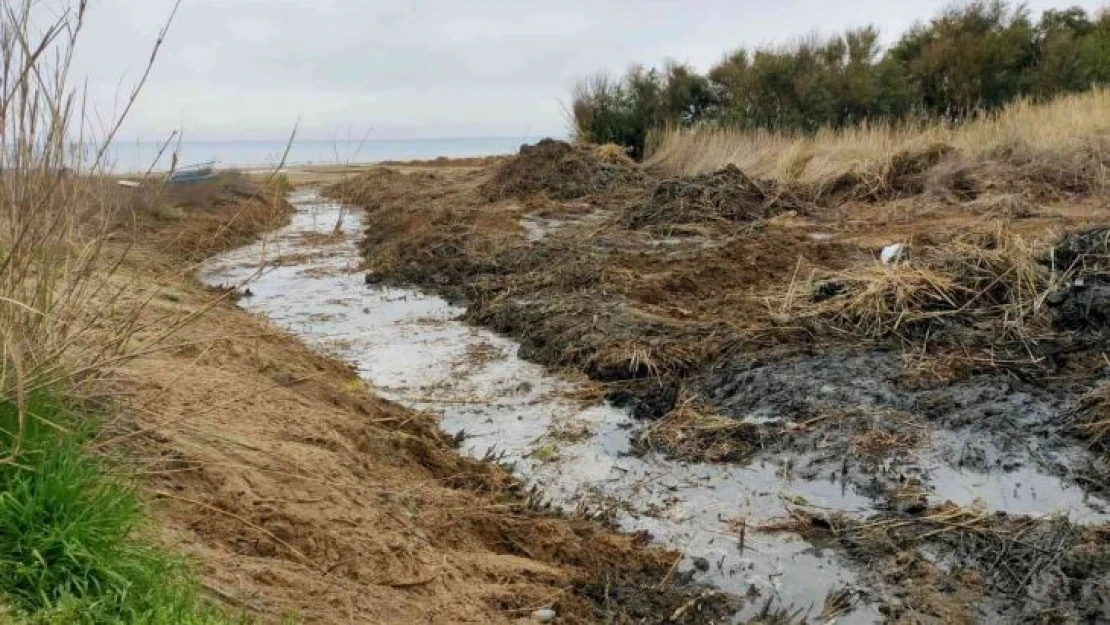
left=0, top=0, right=176, bottom=462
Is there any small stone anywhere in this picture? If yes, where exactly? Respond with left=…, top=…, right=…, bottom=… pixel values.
left=692, top=557, right=710, bottom=572
left=532, top=608, right=557, bottom=623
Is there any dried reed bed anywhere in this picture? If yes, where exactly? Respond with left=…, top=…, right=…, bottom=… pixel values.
left=777, top=228, right=1056, bottom=343
left=0, top=1, right=160, bottom=448
left=648, top=89, right=1110, bottom=198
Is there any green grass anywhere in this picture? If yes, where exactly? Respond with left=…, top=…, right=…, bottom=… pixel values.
left=0, top=392, right=230, bottom=624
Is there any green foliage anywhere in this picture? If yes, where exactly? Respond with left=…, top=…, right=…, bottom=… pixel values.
left=0, top=393, right=228, bottom=624
left=889, top=1, right=1036, bottom=115
left=572, top=62, right=713, bottom=159
left=571, top=2, right=1110, bottom=156
left=709, top=27, right=915, bottom=131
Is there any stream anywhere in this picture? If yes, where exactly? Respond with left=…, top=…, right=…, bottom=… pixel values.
left=199, top=190, right=1107, bottom=623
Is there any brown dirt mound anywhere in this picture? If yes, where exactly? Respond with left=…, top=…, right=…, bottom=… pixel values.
left=624, top=164, right=809, bottom=229
left=480, top=139, right=646, bottom=201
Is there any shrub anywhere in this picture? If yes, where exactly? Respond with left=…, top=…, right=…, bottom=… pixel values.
left=571, top=1, right=1110, bottom=156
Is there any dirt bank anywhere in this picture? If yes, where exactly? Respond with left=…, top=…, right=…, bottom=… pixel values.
left=339, top=140, right=1110, bottom=621
left=101, top=174, right=732, bottom=624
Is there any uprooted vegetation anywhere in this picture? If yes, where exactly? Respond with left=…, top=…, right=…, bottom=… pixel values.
left=781, top=229, right=1053, bottom=349
left=623, top=164, right=809, bottom=229
left=479, top=138, right=644, bottom=202
left=339, top=89, right=1110, bottom=619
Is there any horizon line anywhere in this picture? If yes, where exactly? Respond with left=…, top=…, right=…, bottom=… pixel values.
left=109, top=134, right=557, bottom=145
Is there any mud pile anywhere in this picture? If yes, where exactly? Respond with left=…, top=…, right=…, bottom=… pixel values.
left=1048, top=227, right=1110, bottom=328
left=479, top=139, right=646, bottom=201
left=624, top=164, right=809, bottom=228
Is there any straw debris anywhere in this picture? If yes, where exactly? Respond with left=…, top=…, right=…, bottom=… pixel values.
left=779, top=228, right=1056, bottom=349
left=480, top=139, right=646, bottom=201
left=624, top=164, right=810, bottom=228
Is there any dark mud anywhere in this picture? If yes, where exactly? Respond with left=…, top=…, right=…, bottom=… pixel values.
left=701, top=348, right=1109, bottom=511
left=574, top=570, right=743, bottom=625
left=793, top=506, right=1110, bottom=623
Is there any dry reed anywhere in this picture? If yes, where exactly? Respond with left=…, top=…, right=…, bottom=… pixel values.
left=0, top=1, right=207, bottom=462
left=648, top=89, right=1110, bottom=198
left=776, top=227, right=1058, bottom=344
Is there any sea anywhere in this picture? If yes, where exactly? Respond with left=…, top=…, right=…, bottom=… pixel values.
left=104, top=136, right=549, bottom=173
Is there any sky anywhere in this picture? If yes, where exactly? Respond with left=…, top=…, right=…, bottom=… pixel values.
left=65, top=0, right=1108, bottom=141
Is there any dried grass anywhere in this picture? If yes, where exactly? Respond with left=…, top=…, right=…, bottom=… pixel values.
left=1070, top=381, right=1110, bottom=450
left=0, top=1, right=290, bottom=463
left=777, top=227, right=1057, bottom=345
left=649, top=89, right=1110, bottom=199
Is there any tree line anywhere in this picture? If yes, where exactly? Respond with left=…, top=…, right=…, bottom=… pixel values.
left=571, top=1, right=1110, bottom=158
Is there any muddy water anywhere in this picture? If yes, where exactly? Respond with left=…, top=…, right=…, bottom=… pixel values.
left=199, top=191, right=1103, bottom=622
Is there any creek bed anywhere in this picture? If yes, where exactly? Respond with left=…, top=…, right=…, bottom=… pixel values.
left=199, top=190, right=1105, bottom=623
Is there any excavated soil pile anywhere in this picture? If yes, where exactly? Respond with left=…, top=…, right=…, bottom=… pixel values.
left=625, top=164, right=810, bottom=228
left=343, top=143, right=1110, bottom=621
left=480, top=139, right=646, bottom=201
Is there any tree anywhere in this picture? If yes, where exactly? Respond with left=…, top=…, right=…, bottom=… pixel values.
left=888, top=1, right=1036, bottom=117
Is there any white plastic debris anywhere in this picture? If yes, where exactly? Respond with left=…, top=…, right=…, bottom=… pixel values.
left=116, top=179, right=141, bottom=188
left=881, top=243, right=907, bottom=265
left=532, top=608, right=557, bottom=623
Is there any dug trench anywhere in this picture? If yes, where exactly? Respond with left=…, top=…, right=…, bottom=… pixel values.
left=106, top=173, right=745, bottom=624
left=335, top=139, right=1110, bottom=622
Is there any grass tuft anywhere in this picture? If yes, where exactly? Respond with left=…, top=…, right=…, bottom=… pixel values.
left=0, top=392, right=226, bottom=624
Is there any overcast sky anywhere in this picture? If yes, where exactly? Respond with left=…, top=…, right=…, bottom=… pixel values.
left=70, top=0, right=1107, bottom=141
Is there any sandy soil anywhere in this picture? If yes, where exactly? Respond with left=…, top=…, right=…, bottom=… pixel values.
left=98, top=177, right=725, bottom=624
